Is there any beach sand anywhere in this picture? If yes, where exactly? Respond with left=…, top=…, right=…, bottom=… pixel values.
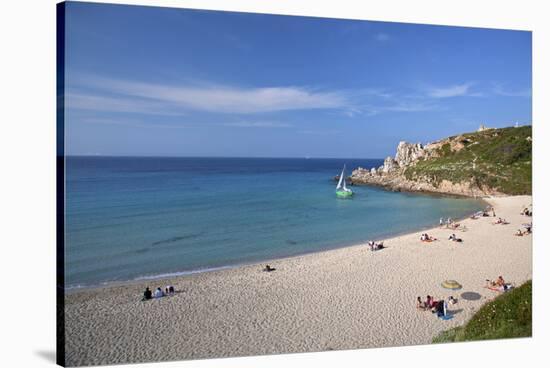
left=64, top=195, right=532, bottom=367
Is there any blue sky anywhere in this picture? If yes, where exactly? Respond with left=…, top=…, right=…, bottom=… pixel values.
left=64, top=2, right=532, bottom=158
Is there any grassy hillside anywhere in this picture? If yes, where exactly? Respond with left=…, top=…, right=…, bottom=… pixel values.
left=433, top=280, right=532, bottom=343
left=404, top=126, right=532, bottom=195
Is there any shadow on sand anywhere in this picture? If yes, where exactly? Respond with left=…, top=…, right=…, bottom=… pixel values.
left=460, top=291, right=482, bottom=301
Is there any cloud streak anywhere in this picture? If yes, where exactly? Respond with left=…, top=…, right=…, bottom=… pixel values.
left=68, top=76, right=352, bottom=114
left=426, top=82, right=478, bottom=98
left=493, top=84, right=531, bottom=98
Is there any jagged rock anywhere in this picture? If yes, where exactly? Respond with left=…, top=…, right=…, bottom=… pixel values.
left=395, top=141, right=424, bottom=167
left=381, top=157, right=397, bottom=173
left=370, top=167, right=377, bottom=175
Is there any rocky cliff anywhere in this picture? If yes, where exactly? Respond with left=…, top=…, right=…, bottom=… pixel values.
left=350, top=126, right=532, bottom=197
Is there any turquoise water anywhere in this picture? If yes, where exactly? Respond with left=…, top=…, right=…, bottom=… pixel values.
left=65, top=157, right=484, bottom=288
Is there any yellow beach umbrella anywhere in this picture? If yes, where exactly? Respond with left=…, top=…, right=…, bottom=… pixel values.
left=441, top=280, right=462, bottom=290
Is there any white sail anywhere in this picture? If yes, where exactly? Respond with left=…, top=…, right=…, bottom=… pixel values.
left=336, top=168, right=344, bottom=190
left=343, top=179, right=351, bottom=192
left=342, top=171, right=349, bottom=191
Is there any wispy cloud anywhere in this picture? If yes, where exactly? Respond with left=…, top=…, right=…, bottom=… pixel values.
left=69, top=75, right=518, bottom=124
left=356, top=102, right=441, bottom=116
left=80, top=117, right=193, bottom=129
left=426, top=82, right=478, bottom=98
left=68, top=75, right=352, bottom=114
left=493, top=83, right=531, bottom=98
left=66, top=93, right=187, bottom=116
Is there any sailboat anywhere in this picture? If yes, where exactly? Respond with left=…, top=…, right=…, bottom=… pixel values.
left=336, top=165, right=354, bottom=198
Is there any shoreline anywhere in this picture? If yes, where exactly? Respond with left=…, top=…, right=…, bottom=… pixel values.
left=65, top=195, right=532, bottom=367
left=65, top=196, right=489, bottom=292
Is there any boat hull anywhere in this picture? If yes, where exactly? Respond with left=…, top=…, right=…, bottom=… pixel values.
left=336, top=190, right=354, bottom=198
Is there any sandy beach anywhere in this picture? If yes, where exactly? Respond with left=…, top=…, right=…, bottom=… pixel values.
left=64, top=195, right=532, bottom=367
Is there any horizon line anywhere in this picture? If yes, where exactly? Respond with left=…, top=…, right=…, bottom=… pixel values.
left=63, top=155, right=386, bottom=160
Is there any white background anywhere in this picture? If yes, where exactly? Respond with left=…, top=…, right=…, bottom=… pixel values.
left=1, top=0, right=548, bottom=367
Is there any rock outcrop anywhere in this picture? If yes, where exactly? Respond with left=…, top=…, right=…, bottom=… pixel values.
left=395, top=142, right=425, bottom=167
left=350, top=135, right=505, bottom=197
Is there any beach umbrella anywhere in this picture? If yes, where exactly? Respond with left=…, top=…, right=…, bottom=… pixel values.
left=441, top=280, right=462, bottom=290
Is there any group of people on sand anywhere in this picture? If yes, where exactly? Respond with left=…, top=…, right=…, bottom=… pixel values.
left=440, top=217, right=454, bottom=227
left=439, top=217, right=465, bottom=230
left=367, top=240, right=384, bottom=251
left=420, top=233, right=437, bottom=242
left=416, top=295, right=457, bottom=317
left=143, top=285, right=175, bottom=301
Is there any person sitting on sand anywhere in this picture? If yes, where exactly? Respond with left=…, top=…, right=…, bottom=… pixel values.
left=165, top=285, right=175, bottom=295
left=143, top=287, right=152, bottom=301
left=263, top=265, right=275, bottom=272
left=368, top=241, right=375, bottom=251
left=515, top=229, right=524, bottom=236
left=493, top=217, right=503, bottom=225
left=153, top=287, right=164, bottom=298
left=425, top=295, right=438, bottom=309
left=448, top=233, right=463, bottom=243
left=416, top=296, right=427, bottom=310
left=448, top=296, right=458, bottom=305
left=374, top=241, right=384, bottom=251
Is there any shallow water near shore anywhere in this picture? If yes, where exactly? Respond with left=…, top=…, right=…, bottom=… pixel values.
left=65, top=157, right=485, bottom=288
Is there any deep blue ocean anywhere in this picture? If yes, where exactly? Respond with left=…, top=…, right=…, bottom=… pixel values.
left=65, top=157, right=484, bottom=288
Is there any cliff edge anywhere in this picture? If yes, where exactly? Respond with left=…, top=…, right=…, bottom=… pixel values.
left=351, top=126, right=532, bottom=197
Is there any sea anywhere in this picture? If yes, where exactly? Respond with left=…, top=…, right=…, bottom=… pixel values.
left=65, top=157, right=485, bottom=288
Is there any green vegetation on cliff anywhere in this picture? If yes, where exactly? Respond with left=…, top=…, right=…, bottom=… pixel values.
left=404, top=126, right=532, bottom=195
left=433, top=280, right=532, bottom=343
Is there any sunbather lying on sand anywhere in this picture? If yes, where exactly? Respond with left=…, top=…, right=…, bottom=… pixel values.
left=420, top=233, right=437, bottom=242
left=492, top=217, right=509, bottom=225
left=485, top=276, right=513, bottom=291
